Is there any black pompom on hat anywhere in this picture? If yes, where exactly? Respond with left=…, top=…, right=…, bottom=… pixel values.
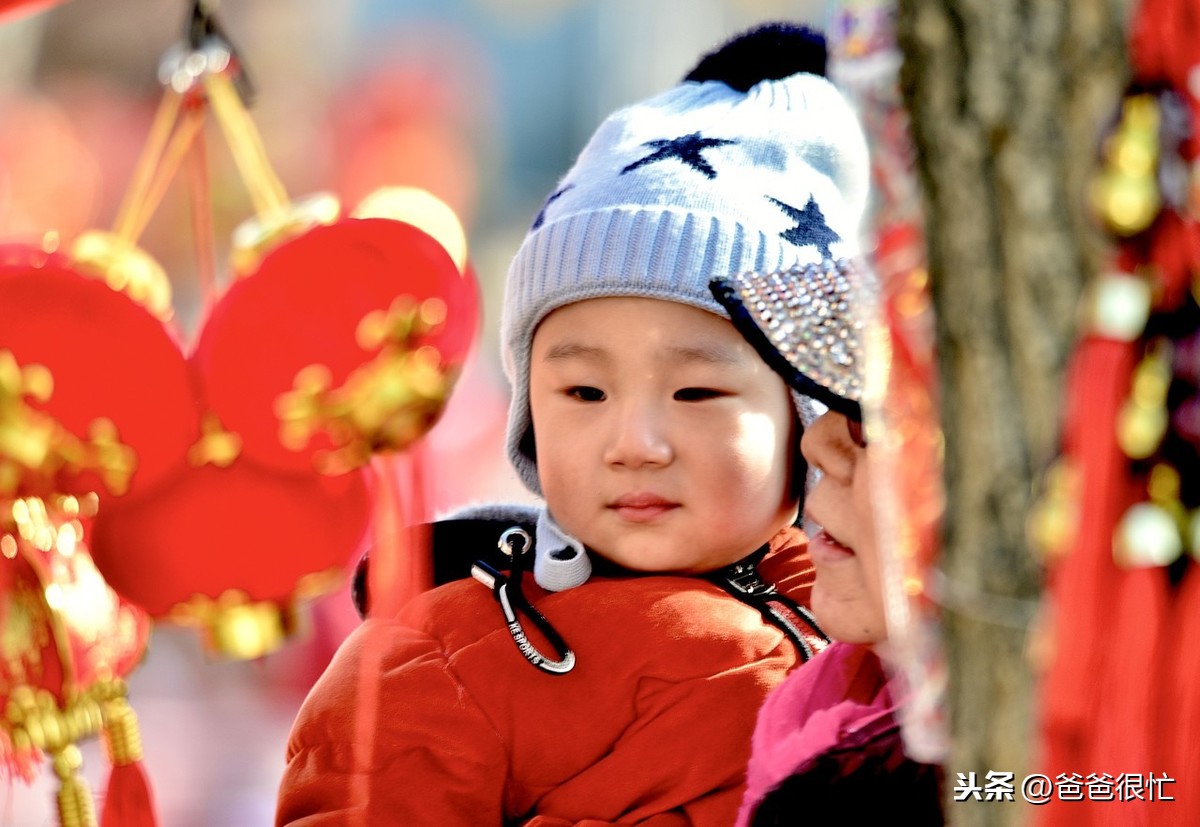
left=684, top=22, right=827, bottom=89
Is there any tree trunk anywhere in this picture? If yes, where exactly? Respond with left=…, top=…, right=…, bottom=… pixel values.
left=894, top=2, right=1131, bottom=824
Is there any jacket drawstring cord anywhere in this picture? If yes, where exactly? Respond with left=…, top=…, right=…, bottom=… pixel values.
left=472, top=526, right=576, bottom=675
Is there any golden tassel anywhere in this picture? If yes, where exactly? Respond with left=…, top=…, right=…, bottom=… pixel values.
left=100, top=689, right=159, bottom=827
left=102, top=695, right=143, bottom=766
left=53, top=744, right=97, bottom=827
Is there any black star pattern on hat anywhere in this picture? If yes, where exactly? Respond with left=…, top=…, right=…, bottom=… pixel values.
left=768, top=195, right=841, bottom=260
left=531, top=184, right=574, bottom=230
left=621, top=132, right=736, bottom=179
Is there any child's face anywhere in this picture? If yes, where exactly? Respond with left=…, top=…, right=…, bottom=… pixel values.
left=528, top=296, right=798, bottom=573
left=800, top=410, right=887, bottom=643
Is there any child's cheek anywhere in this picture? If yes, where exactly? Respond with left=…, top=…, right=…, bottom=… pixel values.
left=730, top=411, right=790, bottom=481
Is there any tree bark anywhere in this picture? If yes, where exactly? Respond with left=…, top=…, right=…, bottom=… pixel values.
left=894, top=2, right=1132, bottom=824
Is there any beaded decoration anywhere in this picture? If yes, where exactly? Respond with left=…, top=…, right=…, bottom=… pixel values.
left=711, top=259, right=868, bottom=419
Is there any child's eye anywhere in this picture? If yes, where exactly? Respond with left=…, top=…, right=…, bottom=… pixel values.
left=673, top=387, right=727, bottom=402
left=566, top=386, right=606, bottom=402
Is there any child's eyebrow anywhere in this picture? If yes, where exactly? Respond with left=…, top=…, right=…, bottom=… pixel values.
left=665, top=343, right=743, bottom=366
left=543, top=342, right=609, bottom=363
left=540, top=341, right=743, bottom=366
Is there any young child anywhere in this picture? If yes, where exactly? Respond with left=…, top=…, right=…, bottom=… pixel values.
left=277, top=23, right=871, bottom=827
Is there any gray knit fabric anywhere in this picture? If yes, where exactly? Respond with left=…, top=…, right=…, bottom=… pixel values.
left=501, top=70, right=871, bottom=496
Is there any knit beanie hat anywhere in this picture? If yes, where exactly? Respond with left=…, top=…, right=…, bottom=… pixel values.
left=501, top=23, right=872, bottom=496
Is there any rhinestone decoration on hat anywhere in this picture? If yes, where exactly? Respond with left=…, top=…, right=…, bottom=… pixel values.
left=733, top=261, right=864, bottom=402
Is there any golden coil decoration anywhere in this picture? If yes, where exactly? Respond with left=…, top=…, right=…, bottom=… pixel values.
left=276, top=297, right=454, bottom=476
left=101, top=689, right=144, bottom=767
left=6, top=680, right=144, bottom=827
left=53, top=745, right=94, bottom=827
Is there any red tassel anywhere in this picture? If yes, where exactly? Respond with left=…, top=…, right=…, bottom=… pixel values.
left=1035, top=336, right=1137, bottom=827
left=100, top=696, right=159, bottom=827
left=101, top=761, right=158, bottom=827
left=1158, top=567, right=1200, bottom=826
left=1090, top=568, right=1168, bottom=827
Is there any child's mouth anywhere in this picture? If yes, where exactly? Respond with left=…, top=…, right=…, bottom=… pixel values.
left=609, top=493, right=679, bottom=523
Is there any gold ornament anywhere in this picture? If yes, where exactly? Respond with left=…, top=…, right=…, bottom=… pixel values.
left=1091, top=95, right=1162, bottom=236
left=275, top=297, right=455, bottom=475
left=1117, top=341, right=1173, bottom=459
left=1028, top=459, right=1082, bottom=563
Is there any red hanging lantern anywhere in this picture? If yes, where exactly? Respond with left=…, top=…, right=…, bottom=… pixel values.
left=0, top=238, right=377, bottom=665
left=89, top=457, right=372, bottom=659
left=193, top=216, right=476, bottom=477
left=0, top=244, right=197, bottom=501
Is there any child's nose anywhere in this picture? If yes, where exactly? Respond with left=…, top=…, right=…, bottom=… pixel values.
left=603, top=401, right=673, bottom=468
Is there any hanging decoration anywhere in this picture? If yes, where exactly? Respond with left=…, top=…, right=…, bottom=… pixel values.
left=1, top=422, right=151, bottom=826
left=72, top=0, right=478, bottom=657
left=0, top=245, right=195, bottom=501
left=193, top=216, right=474, bottom=477
left=1031, top=0, right=1200, bottom=822
left=2, top=1, right=480, bottom=824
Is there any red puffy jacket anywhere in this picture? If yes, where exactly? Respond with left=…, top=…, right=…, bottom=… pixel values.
left=277, top=525, right=819, bottom=826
